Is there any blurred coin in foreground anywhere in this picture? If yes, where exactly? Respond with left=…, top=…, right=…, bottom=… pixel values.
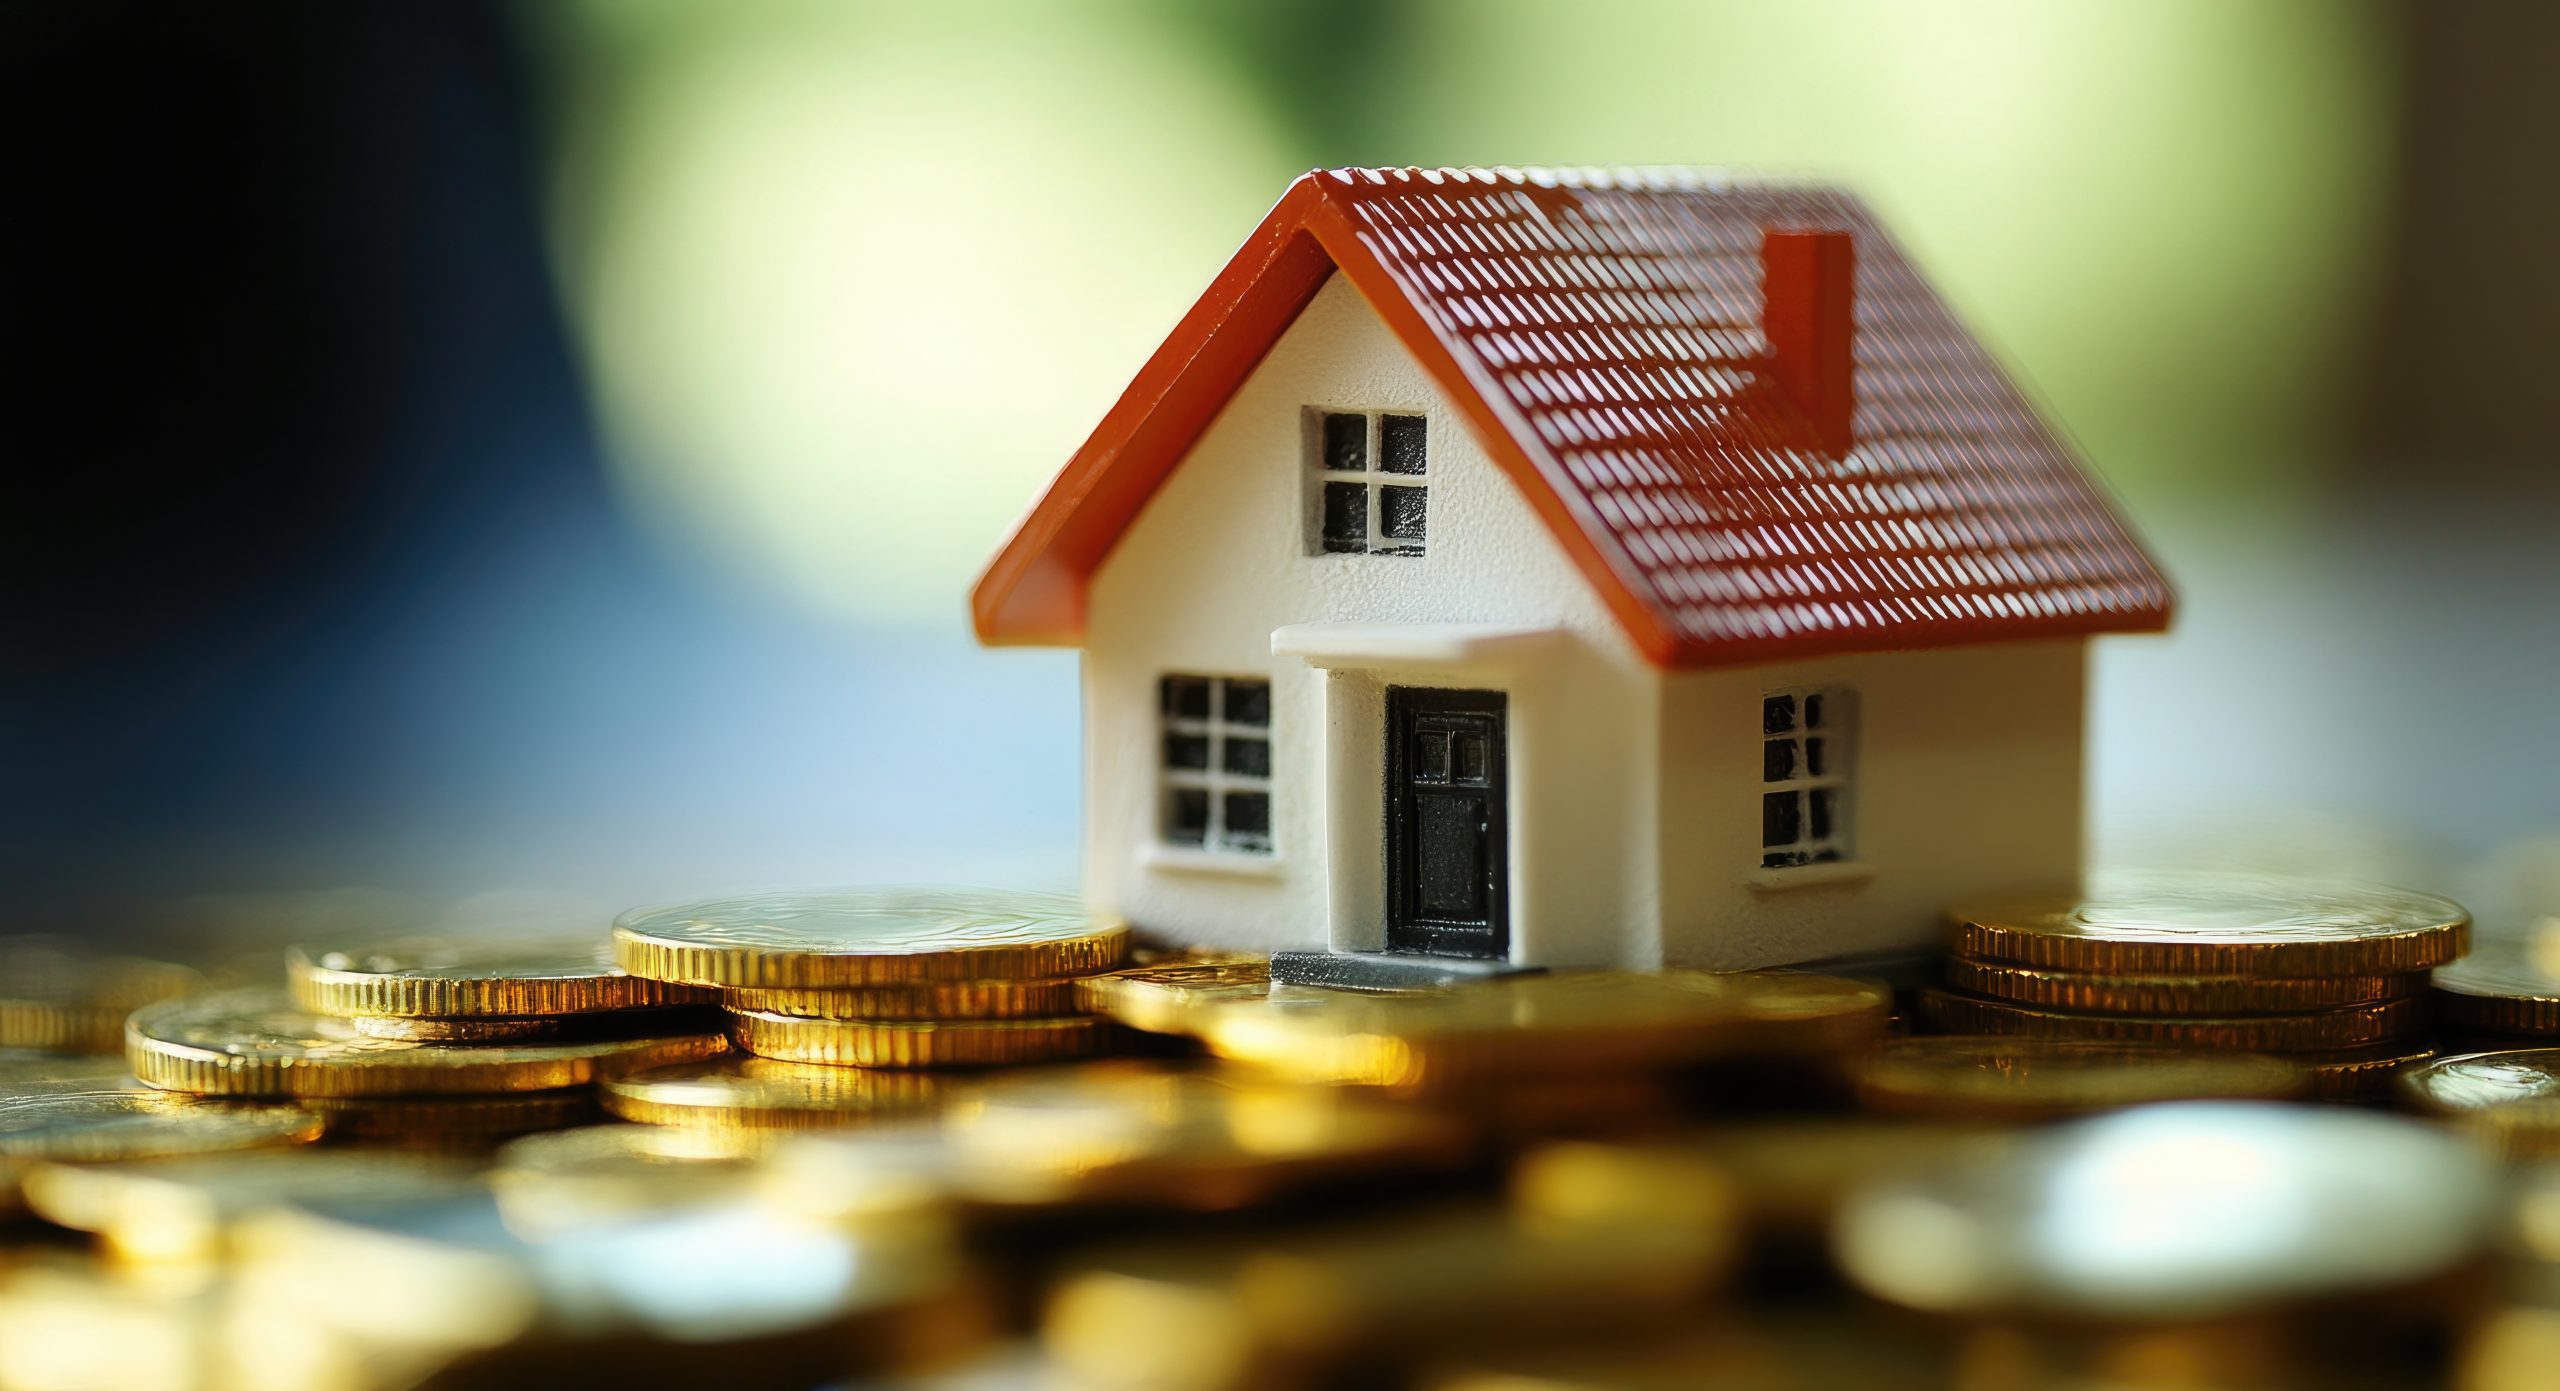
left=0, top=1088, right=320, bottom=1163
left=492, top=1125, right=771, bottom=1234
left=1944, top=957, right=2422, bottom=1015
left=234, top=1190, right=986, bottom=1386
left=1915, top=986, right=2420, bottom=1052
left=613, top=887, right=1127, bottom=988
left=1074, top=951, right=1272, bottom=1036
left=1191, top=972, right=1889, bottom=1092
left=288, top=936, right=712, bottom=1019
left=0, top=1256, right=228, bottom=1391
left=0, top=938, right=201, bottom=1053
left=1950, top=870, right=2468, bottom=976
left=0, top=1049, right=140, bottom=1093
left=1854, top=1037, right=2304, bottom=1120
left=2435, top=939, right=2560, bottom=1038
left=730, top=1009, right=1113, bottom=1069
left=301, top=1089, right=600, bottom=1149
left=126, top=989, right=727, bottom=1097
left=1835, top=1102, right=2497, bottom=1322
left=603, top=1056, right=948, bottom=1130
left=22, top=1148, right=475, bottom=1265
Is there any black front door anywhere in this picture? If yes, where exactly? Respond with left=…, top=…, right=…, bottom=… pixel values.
left=1385, top=687, right=1508, bottom=959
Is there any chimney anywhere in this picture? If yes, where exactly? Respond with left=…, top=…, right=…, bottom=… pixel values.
left=1760, top=228, right=1856, bottom=456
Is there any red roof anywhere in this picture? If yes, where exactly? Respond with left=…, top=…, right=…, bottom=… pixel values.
left=972, top=166, right=2172, bottom=667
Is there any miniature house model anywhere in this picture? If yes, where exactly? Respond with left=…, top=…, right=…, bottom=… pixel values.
left=973, top=167, right=2171, bottom=976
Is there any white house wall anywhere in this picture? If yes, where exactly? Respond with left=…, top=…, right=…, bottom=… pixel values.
left=1082, top=272, right=1659, bottom=963
left=1658, top=638, right=2088, bottom=969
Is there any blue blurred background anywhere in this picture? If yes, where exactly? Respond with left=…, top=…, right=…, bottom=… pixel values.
left=8, top=0, right=2557, bottom=946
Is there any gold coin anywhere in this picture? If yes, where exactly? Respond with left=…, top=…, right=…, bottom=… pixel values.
left=0, top=1087, right=320, bottom=1162
left=126, top=988, right=728, bottom=1097
left=1834, top=1102, right=2498, bottom=1322
left=289, top=935, right=712, bottom=1018
left=0, top=1049, right=140, bottom=1093
left=301, top=1090, right=600, bottom=1147
left=491, top=1125, right=771, bottom=1232
left=612, top=887, right=1128, bottom=988
left=1853, top=1037, right=2303, bottom=1120
left=2292, top=1042, right=2436, bottom=1101
left=1516, top=1119, right=2011, bottom=1241
left=343, top=1014, right=566, bottom=1042
left=1191, top=971, right=1890, bottom=1092
left=1950, top=870, right=2468, bottom=976
left=938, top=1062, right=1474, bottom=1209
left=0, top=939, right=201, bottom=1053
left=2435, top=939, right=2560, bottom=1036
left=725, top=976, right=1088, bottom=1020
left=730, top=1009, right=1113, bottom=1068
left=602, top=1056, right=948, bottom=1129
left=1944, top=957, right=2421, bottom=1015
left=1075, top=951, right=1271, bottom=1035
left=22, top=1149, right=475, bottom=1264
left=1915, top=986, right=2420, bottom=1052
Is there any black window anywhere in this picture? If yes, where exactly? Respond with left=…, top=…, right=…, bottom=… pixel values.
left=1310, top=409, right=1428, bottom=556
left=1159, top=674, right=1273, bottom=854
left=1760, top=687, right=1853, bottom=868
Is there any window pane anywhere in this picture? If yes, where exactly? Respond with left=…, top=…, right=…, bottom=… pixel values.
left=1222, top=736, right=1270, bottom=778
left=1379, top=484, right=1427, bottom=544
left=1223, top=680, right=1271, bottom=727
left=1322, top=412, right=1367, bottom=473
left=1415, top=730, right=1450, bottom=782
left=1762, top=849, right=1810, bottom=869
left=1762, top=738, right=1795, bottom=782
left=1804, top=693, right=1826, bottom=728
left=1804, top=737, right=1826, bottom=777
left=1454, top=732, right=1487, bottom=783
left=1163, top=733, right=1210, bottom=770
left=1380, top=414, right=1427, bottom=474
left=1164, top=676, right=1210, bottom=720
left=1322, top=481, right=1367, bottom=553
left=1810, top=786, right=1837, bottom=840
left=1167, top=788, right=1209, bottom=845
left=1222, top=792, right=1271, bottom=845
left=1762, top=790, right=1801, bottom=848
left=1762, top=695, right=1797, bottom=735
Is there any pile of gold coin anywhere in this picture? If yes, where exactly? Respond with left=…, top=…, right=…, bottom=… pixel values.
left=1922, top=869, right=2468, bottom=1096
left=612, top=887, right=1132, bottom=1068
left=2435, top=924, right=2560, bottom=1047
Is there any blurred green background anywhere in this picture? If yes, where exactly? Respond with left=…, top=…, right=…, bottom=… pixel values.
left=11, top=0, right=2557, bottom=943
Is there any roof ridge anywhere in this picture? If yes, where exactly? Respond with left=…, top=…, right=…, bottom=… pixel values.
left=1314, top=164, right=1824, bottom=194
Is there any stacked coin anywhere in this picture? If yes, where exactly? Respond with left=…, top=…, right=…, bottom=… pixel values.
left=1921, top=870, right=2468, bottom=1096
left=0, top=938, right=200, bottom=1053
left=287, top=935, right=718, bottom=1042
left=125, top=987, right=727, bottom=1148
left=2433, top=927, right=2560, bottom=1046
left=612, top=888, right=1132, bottom=1068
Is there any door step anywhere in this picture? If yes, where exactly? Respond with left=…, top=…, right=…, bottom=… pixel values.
left=1268, top=950, right=1545, bottom=993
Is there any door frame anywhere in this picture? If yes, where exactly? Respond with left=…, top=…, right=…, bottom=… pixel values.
left=1383, top=685, right=1510, bottom=959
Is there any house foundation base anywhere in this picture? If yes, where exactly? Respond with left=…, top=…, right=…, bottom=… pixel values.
left=1268, top=950, right=1545, bottom=992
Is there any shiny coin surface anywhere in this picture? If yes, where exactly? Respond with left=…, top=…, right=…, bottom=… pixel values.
left=343, top=1014, right=567, bottom=1042
left=492, top=1125, right=769, bottom=1232
left=0, top=1049, right=140, bottom=1093
left=1916, top=985, right=2421, bottom=1052
left=126, top=988, right=728, bottom=1097
left=2436, top=939, right=2560, bottom=1037
left=1944, top=956, right=2422, bottom=1015
left=302, top=1089, right=600, bottom=1147
left=0, top=1087, right=321, bottom=1161
left=2394, top=1049, right=2560, bottom=1152
left=1950, top=870, right=2469, bottom=976
left=0, top=939, right=201, bottom=1053
left=22, top=1148, right=476, bottom=1264
left=289, top=935, right=713, bottom=1018
left=1193, top=971, right=1890, bottom=1091
left=1854, top=1037, right=2304, bottom=1119
left=940, top=1062, right=1473, bottom=1209
left=1073, top=951, right=1271, bottom=1035
left=1834, top=1102, right=2498, bottom=1321
left=613, top=887, right=1127, bottom=988
left=603, top=1056, right=948, bottom=1129
left=724, top=976, right=1088, bottom=1021
left=730, top=1009, right=1113, bottom=1068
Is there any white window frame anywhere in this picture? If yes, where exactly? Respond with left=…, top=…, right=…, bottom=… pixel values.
left=1159, top=674, right=1274, bottom=855
left=1307, top=407, right=1428, bottom=556
left=1760, top=687, right=1854, bottom=869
